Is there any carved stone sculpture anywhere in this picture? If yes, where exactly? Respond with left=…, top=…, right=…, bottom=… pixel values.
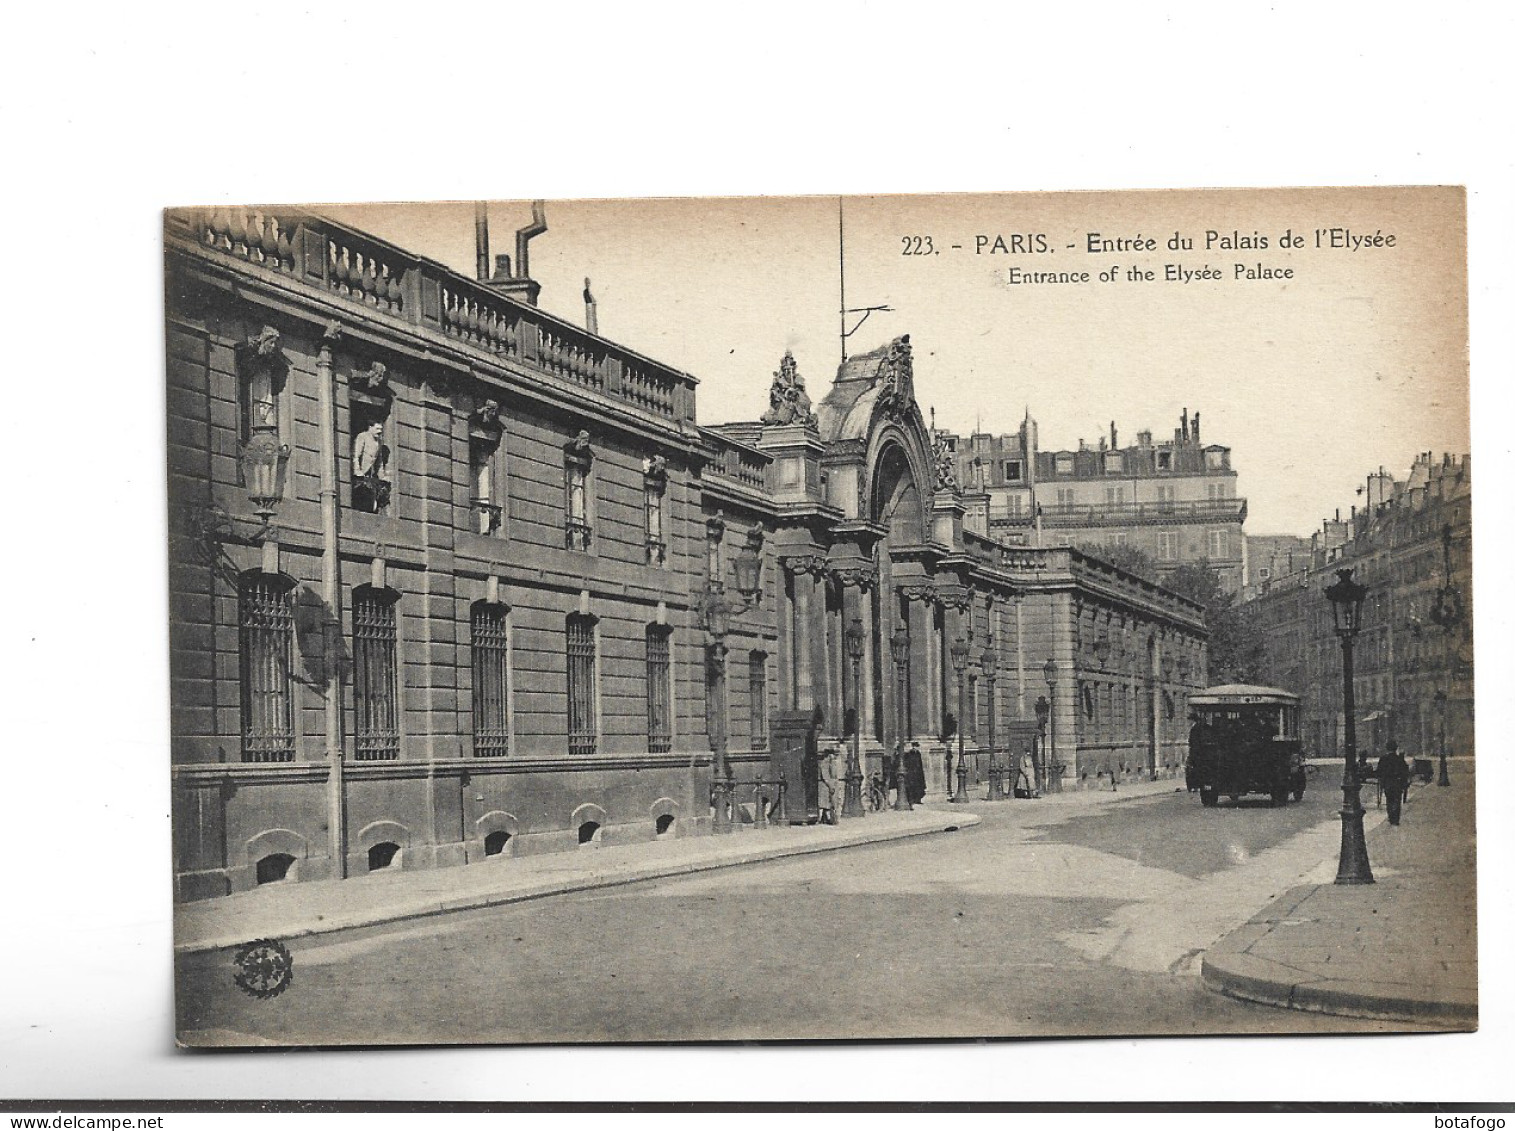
left=760, top=351, right=818, bottom=428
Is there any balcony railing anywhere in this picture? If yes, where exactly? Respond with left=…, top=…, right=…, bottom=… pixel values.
left=176, top=207, right=697, bottom=424
left=992, top=497, right=1247, bottom=527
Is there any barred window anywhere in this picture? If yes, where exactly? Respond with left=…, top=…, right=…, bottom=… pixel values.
left=748, top=651, right=768, bottom=750
left=646, top=626, right=672, bottom=753
left=567, top=614, right=598, bottom=756
left=239, top=573, right=295, bottom=762
left=472, top=603, right=509, bottom=757
left=353, top=586, right=400, bottom=760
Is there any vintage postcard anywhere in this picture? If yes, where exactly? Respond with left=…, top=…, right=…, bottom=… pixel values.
left=167, top=187, right=1472, bottom=1044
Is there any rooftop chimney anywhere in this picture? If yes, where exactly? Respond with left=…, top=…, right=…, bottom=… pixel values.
left=1181, top=408, right=1189, bottom=442
left=1192, top=411, right=1200, bottom=444
left=583, top=278, right=598, bottom=336
left=1110, top=421, right=1118, bottom=449
left=479, top=200, right=547, bottom=306
left=474, top=202, right=490, bottom=282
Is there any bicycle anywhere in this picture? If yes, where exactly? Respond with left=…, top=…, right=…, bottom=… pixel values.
left=864, top=770, right=891, bottom=812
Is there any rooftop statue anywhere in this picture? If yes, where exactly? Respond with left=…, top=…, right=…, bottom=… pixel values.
left=761, top=351, right=817, bottom=429
left=932, top=432, right=959, bottom=492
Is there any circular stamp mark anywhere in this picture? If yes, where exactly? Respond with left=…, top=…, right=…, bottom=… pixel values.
left=233, top=938, right=293, bottom=999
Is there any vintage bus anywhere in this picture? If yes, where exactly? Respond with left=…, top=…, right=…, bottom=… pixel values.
left=1185, top=684, right=1307, bottom=807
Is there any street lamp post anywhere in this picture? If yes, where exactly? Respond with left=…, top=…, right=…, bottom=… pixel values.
left=702, top=541, right=764, bottom=835
left=1034, top=694, right=1050, bottom=795
left=949, top=638, right=971, bottom=804
left=983, top=641, right=1004, bottom=800
left=1429, top=523, right=1462, bottom=788
left=1325, top=567, right=1374, bottom=885
left=843, top=618, right=867, bottom=817
left=1042, top=658, right=1060, bottom=793
left=890, top=625, right=913, bottom=811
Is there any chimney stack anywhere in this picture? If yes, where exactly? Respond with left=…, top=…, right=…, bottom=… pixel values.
left=1192, top=411, right=1201, bottom=444
left=1110, top=420, right=1118, bottom=449
left=474, top=202, right=490, bottom=282
left=583, top=278, right=598, bottom=336
left=1181, top=408, right=1189, bottom=441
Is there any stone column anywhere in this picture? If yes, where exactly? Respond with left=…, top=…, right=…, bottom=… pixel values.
left=783, top=555, right=827, bottom=715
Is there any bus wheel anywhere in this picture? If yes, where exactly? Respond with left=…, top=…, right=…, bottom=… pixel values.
left=1271, top=788, right=1288, bottom=807
left=1292, top=788, right=1305, bottom=802
left=1200, top=788, right=1218, bottom=807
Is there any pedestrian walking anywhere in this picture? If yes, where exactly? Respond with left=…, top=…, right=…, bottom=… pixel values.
left=1376, top=740, right=1411, bottom=826
left=817, top=744, right=839, bottom=825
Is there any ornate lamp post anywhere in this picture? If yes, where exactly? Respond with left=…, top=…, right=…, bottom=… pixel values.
left=982, top=641, right=1004, bottom=800
left=843, top=618, right=867, bottom=817
left=890, top=625, right=912, bottom=810
left=1034, top=694, right=1050, bottom=794
left=702, top=541, right=763, bottom=834
left=1428, top=523, right=1463, bottom=787
left=1325, top=567, right=1374, bottom=885
left=949, top=638, right=972, bottom=804
left=1042, top=658, right=1060, bottom=792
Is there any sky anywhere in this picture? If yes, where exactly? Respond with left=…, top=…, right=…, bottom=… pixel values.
left=325, top=188, right=1469, bottom=538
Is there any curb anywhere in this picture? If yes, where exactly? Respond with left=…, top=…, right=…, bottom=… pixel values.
left=1200, top=926, right=1479, bottom=1026
left=176, top=810, right=980, bottom=957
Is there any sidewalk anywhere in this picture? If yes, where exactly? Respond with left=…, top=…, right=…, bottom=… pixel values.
left=1201, top=768, right=1477, bottom=1026
left=175, top=806, right=981, bottom=956
left=175, top=775, right=1182, bottom=957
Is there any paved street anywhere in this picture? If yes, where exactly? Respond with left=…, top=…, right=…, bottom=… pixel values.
left=177, top=779, right=1426, bottom=1044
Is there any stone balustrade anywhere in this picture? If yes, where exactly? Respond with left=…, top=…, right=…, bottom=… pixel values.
left=179, top=206, right=697, bottom=424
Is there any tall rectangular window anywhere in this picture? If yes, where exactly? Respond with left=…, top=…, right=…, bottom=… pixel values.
left=1158, top=530, right=1179, bottom=560
left=646, top=626, right=672, bottom=753
left=353, top=587, right=399, bottom=760
left=471, top=440, right=502, bottom=535
left=748, top=651, right=767, bottom=749
left=1056, top=487, right=1076, bottom=507
left=645, top=482, right=666, bottom=565
left=472, top=603, right=509, bottom=757
left=567, top=614, right=598, bottom=756
left=1208, top=529, right=1230, bottom=558
left=239, top=573, right=295, bottom=762
left=565, top=444, right=593, bottom=551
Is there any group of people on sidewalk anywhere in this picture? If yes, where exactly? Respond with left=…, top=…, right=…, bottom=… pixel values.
left=812, top=741, right=929, bottom=825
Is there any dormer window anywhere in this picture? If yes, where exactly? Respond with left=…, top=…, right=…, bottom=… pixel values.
left=1105, top=451, right=1123, bottom=473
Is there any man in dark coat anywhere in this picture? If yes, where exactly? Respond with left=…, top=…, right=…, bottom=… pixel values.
left=904, top=741, right=928, bottom=804
left=1376, top=741, right=1411, bottom=826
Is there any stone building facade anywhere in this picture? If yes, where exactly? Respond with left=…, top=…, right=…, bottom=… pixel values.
left=938, top=410, right=1248, bottom=592
left=1239, top=452, right=1473, bottom=762
left=166, top=206, right=1207, bottom=901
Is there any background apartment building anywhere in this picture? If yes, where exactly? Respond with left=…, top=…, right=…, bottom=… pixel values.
left=1239, top=451, right=1473, bottom=761
left=939, top=409, right=1248, bottom=592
